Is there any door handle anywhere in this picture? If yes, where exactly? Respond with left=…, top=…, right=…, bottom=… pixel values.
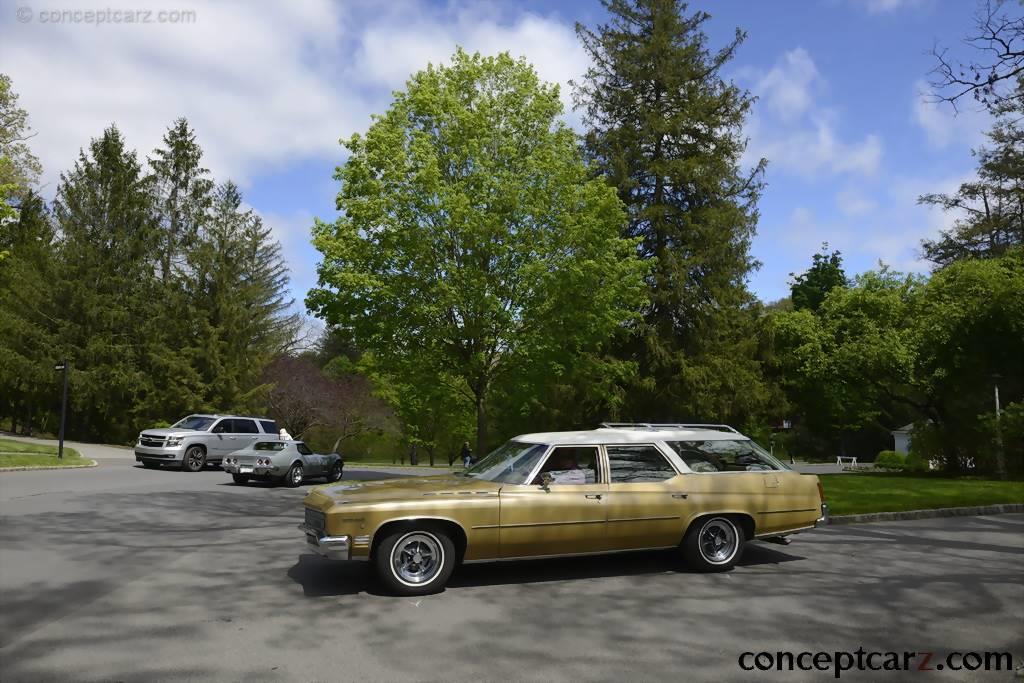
left=672, top=493, right=688, bottom=499
left=585, top=494, right=603, bottom=500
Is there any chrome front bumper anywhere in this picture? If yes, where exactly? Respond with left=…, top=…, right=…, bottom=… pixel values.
left=815, top=503, right=830, bottom=527
left=298, top=523, right=351, bottom=561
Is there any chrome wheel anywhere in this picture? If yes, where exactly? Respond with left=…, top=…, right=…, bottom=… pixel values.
left=390, top=532, right=444, bottom=587
left=329, top=462, right=342, bottom=482
left=699, top=518, right=739, bottom=565
left=288, top=464, right=303, bottom=486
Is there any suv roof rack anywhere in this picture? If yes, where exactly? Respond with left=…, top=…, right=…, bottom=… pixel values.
left=598, top=422, right=740, bottom=434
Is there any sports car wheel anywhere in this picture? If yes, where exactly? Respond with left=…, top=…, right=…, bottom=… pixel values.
left=182, top=446, right=206, bottom=472
left=284, top=463, right=304, bottom=487
left=375, top=526, right=456, bottom=596
left=681, top=516, right=744, bottom=572
left=232, top=474, right=249, bottom=485
left=327, top=461, right=343, bottom=482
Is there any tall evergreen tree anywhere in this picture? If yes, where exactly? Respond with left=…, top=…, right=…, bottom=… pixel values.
left=52, top=125, right=159, bottom=440
left=574, top=0, right=768, bottom=423
left=149, top=117, right=213, bottom=283
left=0, top=192, right=59, bottom=433
left=188, top=181, right=297, bottom=410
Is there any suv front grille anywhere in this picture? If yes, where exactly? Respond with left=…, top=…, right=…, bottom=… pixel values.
left=140, top=435, right=166, bottom=447
left=305, top=508, right=326, bottom=534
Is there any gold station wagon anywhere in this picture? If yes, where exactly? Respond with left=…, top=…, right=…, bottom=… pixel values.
left=299, top=424, right=828, bottom=595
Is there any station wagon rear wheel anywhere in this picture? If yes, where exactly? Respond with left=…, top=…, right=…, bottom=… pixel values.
left=682, top=516, right=744, bottom=572
left=375, top=527, right=456, bottom=596
left=182, top=446, right=206, bottom=472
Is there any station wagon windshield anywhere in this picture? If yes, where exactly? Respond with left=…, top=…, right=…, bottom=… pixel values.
left=465, top=441, right=548, bottom=484
left=171, top=415, right=216, bottom=431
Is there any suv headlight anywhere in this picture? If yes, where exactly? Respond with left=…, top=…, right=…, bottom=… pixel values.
left=166, top=437, right=183, bottom=447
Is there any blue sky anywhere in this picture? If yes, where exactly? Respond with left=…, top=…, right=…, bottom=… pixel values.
left=1, top=0, right=990, bottom=310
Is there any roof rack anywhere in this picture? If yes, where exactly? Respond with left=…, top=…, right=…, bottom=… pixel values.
left=598, top=422, right=740, bottom=434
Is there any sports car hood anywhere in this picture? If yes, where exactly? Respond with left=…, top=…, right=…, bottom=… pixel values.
left=304, top=474, right=500, bottom=510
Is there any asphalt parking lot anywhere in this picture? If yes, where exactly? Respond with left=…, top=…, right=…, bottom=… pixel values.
left=1, top=460, right=1022, bottom=682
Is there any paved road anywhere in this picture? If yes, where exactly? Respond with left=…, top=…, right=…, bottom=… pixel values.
left=1, top=460, right=1021, bottom=682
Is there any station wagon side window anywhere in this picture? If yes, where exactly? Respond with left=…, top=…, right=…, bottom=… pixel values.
left=296, top=443, right=313, bottom=455
left=606, top=445, right=678, bottom=483
left=667, top=440, right=789, bottom=472
left=531, top=446, right=600, bottom=485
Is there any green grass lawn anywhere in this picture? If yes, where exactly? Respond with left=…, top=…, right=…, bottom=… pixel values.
left=820, top=472, right=1024, bottom=516
left=0, top=437, right=86, bottom=467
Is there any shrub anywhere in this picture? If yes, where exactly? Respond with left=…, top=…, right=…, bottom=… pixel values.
left=874, top=450, right=906, bottom=470
left=905, top=451, right=929, bottom=473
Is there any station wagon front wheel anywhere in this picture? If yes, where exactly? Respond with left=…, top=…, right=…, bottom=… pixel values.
left=375, top=527, right=456, bottom=596
left=682, top=516, right=745, bottom=572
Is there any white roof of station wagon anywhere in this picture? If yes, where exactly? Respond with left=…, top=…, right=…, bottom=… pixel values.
left=516, top=424, right=745, bottom=445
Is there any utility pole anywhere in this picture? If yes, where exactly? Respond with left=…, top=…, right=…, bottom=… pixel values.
left=55, top=360, right=69, bottom=459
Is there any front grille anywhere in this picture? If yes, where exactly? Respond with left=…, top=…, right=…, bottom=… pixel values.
left=140, top=435, right=165, bottom=447
left=305, top=508, right=326, bottom=533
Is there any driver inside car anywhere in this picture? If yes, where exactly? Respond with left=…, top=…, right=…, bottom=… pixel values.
left=534, top=451, right=587, bottom=485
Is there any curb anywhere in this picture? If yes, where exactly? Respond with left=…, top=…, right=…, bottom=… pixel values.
left=0, top=459, right=98, bottom=472
left=829, top=503, right=1024, bottom=525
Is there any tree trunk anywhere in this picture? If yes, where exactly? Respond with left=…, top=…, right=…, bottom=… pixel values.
left=475, top=392, right=487, bottom=461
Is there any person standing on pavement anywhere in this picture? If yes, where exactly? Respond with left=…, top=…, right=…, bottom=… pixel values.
left=460, top=441, right=472, bottom=468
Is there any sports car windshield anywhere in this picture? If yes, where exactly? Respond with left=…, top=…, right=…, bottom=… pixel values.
left=465, top=441, right=548, bottom=484
left=171, top=415, right=216, bottom=431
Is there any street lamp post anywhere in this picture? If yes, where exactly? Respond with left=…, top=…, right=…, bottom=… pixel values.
left=54, top=360, right=69, bottom=460
left=993, top=375, right=1006, bottom=480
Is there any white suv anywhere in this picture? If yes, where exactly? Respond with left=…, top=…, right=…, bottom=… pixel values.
left=134, top=414, right=279, bottom=472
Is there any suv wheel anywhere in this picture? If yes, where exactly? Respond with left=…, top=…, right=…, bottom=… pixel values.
left=375, top=526, right=456, bottom=596
left=284, top=463, right=303, bottom=487
left=182, top=446, right=206, bottom=473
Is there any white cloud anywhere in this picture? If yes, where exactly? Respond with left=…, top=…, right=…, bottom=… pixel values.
left=855, top=0, right=929, bottom=14
left=911, top=80, right=990, bottom=149
left=754, top=48, right=820, bottom=121
left=742, top=49, right=883, bottom=179
left=0, top=0, right=587, bottom=192
left=0, top=0, right=587, bottom=310
left=836, top=187, right=878, bottom=217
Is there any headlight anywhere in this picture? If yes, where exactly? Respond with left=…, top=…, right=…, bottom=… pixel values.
left=166, top=437, right=183, bottom=447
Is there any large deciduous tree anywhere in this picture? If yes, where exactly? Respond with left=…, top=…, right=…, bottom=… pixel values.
left=574, top=0, right=769, bottom=425
left=308, top=49, right=647, bottom=456
left=0, top=73, right=42, bottom=229
left=789, top=245, right=848, bottom=313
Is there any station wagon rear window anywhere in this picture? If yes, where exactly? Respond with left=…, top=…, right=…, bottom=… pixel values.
left=254, top=442, right=287, bottom=451
left=667, top=440, right=790, bottom=473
